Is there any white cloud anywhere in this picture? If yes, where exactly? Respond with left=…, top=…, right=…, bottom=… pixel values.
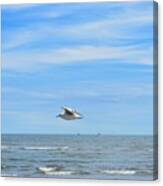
left=2, top=2, right=153, bottom=72
left=64, top=9, right=152, bottom=40
left=2, top=1, right=153, bottom=50
left=2, top=44, right=153, bottom=72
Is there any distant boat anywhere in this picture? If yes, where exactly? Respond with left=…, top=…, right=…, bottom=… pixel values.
left=56, top=106, right=83, bottom=120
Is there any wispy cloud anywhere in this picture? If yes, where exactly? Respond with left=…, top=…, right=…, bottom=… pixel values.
left=3, top=80, right=152, bottom=104
left=2, top=44, right=152, bottom=72
left=2, top=2, right=153, bottom=72
left=2, top=2, right=152, bottom=49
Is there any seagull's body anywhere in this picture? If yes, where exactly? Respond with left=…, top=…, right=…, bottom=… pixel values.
left=57, top=107, right=83, bottom=120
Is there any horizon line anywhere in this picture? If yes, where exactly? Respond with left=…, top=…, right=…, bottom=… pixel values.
left=1, top=133, right=154, bottom=136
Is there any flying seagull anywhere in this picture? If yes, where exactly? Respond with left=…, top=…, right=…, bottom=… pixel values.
left=56, top=106, right=83, bottom=120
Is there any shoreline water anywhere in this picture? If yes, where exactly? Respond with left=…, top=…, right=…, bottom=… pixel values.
left=1, top=134, right=154, bottom=180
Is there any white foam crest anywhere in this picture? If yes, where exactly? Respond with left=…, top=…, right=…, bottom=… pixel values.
left=38, top=167, right=58, bottom=172
left=23, top=146, right=69, bottom=151
left=45, top=171, right=73, bottom=175
left=100, top=169, right=136, bottom=175
left=38, top=167, right=73, bottom=176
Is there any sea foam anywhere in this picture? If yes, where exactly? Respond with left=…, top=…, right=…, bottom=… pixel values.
left=100, top=169, right=136, bottom=175
left=37, top=166, right=73, bottom=176
left=22, top=146, right=69, bottom=151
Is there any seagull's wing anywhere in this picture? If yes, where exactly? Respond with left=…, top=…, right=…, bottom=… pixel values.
left=62, top=107, right=74, bottom=115
left=74, top=111, right=82, bottom=116
left=75, top=112, right=83, bottom=118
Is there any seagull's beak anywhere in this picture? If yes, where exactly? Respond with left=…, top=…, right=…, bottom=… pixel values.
left=56, top=114, right=60, bottom=118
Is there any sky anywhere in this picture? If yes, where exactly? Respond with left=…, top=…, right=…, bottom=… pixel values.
left=1, top=1, right=155, bottom=135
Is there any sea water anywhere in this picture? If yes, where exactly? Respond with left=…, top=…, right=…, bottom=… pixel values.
left=1, top=134, right=155, bottom=180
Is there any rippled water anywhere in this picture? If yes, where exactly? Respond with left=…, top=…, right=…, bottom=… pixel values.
left=1, top=134, right=155, bottom=180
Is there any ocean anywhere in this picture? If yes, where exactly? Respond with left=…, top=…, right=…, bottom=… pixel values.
left=1, top=134, right=155, bottom=180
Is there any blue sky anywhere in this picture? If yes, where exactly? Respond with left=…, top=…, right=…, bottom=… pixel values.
left=2, top=2, right=154, bottom=134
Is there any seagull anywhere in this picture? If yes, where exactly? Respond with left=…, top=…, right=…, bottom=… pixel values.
left=56, top=106, right=83, bottom=120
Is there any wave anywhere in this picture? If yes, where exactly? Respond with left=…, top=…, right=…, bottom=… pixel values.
left=1, top=145, right=10, bottom=150
left=22, top=146, right=69, bottom=151
left=2, top=145, right=70, bottom=152
left=100, top=169, right=136, bottom=175
left=37, top=166, right=73, bottom=176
